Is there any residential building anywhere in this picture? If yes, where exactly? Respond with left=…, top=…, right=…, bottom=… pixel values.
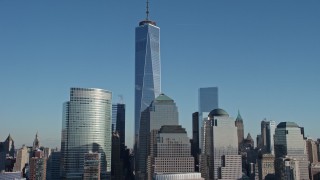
left=13, top=145, right=29, bottom=172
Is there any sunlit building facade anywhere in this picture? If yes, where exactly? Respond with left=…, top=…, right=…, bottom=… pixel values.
left=61, top=88, right=112, bottom=179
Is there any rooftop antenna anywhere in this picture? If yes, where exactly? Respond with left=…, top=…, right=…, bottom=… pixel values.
left=118, top=95, right=124, bottom=104
left=146, top=0, right=149, bottom=20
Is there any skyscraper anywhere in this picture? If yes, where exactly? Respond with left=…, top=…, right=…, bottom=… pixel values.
left=134, top=1, right=161, bottom=165
left=198, top=87, right=218, bottom=150
left=61, top=88, right=112, bottom=179
left=201, top=108, right=242, bottom=180
left=112, top=103, right=126, bottom=157
left=274, top=122, right=309, bottom=179
left=152, top=125, right=196, bottom=177
left=235, top=110, right=244, bottom=148
left=191, top=112, right=200, bottom=172
left=265, top=120, right=276, bottom=154
left=138, top=93, right=178, bottom=179
left=13, top=145, right=29, bottom=172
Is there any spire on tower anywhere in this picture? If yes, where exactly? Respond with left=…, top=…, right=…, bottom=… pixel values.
left=146, top=0, right=149, bottom=20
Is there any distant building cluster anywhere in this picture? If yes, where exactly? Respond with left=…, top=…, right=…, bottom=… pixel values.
left=1, top=2, right=320, bottom=180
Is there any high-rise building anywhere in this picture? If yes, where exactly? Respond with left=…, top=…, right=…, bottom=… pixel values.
left=33, top=133, right=40, bottom=150
left=151, top=125, right=196, bottom=178
left=306, top=139, right=318, bottom=164
left=13, top=145, right=29, bottom=172
left=200, top=108, right=242, bottom=180
left=111, top=132, right=123, bottom=180
left=265, top=120, right=276, bottom=154
left=112, top=103, right=126, bottom=157
left=61, top=88, right=112, bottom=179
left=0, top=134, right=15, bottom=172
left=261, top=119, right=268, bottom=148
left=138, top=93, right=178, bottom=179
left=274, top=122, right=309, bottom=179
left=83, top=152, right=101, bottom=180
left=257, top=153, right=275, bottom=180
left=191, top=112, right=200, bottom=172
left=134, top=3, right=161, bottom=175
left=46, top=150, right=61, bottom=180
left=235, top=110, right=244, bottom=148
left=29, top=153, right=47, bottom=180
left=198, top=87, right=218, bottom=150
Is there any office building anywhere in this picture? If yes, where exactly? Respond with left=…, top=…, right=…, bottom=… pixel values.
left=112, top=103, right=126, bottom=158
left=306, top=138, right=318, bottom=164
left=200, top=108, right=242, bottom=180
left=61, top=88, right=112, bottom=179
left=29, top=155, right=46, bottom=180
left=111, top=132, right=123, bottom=180
left=33, top=133, right=40, bottom=150
left=257, top=153, right=275, bottom=180
left=235, top=110, right=244, bottom=148
left=138, top=93, right=178, bottom=179
left=191, top=112, right=200, bottom=172
left=134, top=2, right=161, bottom=176
left=13, top=145, right=29, bottom=172
left=265, top=120, right=276, bottom=154
left=154, top=173, right=203, bottom=180
left=83, top=152, right=101, bottom=180
left=151, top=125, right=195, bottom=178
left=198, top=87, right=218, bottom=150
left=0, top=172, right=23, bottom=180
left=274, top=122, right=309, bottom=180
left=46, top=150, right=61, bottom=180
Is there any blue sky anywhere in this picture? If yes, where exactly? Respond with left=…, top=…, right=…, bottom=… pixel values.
left=0, top=0, right=319, bottom=149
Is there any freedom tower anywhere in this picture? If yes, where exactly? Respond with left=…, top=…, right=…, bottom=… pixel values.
left=134, top=0, right=161, bottom=178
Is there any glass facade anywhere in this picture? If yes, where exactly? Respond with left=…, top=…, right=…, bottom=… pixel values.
left=61, top=88, right=112, bottom=179
left=198, top=87, right=218, bottom=150
left=134, top=20, right=161, bottom=176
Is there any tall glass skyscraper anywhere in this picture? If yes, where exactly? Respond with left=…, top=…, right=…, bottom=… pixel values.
left=134, top=7, right=161, bottom=178
left=61, top=88, right=112, bottom=179
left=198, top=87, right=218, bottom=150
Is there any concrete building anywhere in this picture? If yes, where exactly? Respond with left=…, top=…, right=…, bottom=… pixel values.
left=200, top=108, right=242, bottom=180
left=13, top=145, right=29, bottom=172
left=306, top=138, right=318, bottom=164
left=257, top=153, right=275, bottom=180
left=0, top=171, right=24, bottom=180
left=154, top=172, right=204, bottom=180
left=274, top=122, right=309, bottom=180
left=29, top=156, right=46, bottom=180
left=148, top=125, right=196, bottom=179
left=83, top=152, right=101, bottom=180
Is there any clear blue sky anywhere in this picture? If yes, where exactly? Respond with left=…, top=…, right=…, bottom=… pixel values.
left=1, top=0, right=319, bottom=149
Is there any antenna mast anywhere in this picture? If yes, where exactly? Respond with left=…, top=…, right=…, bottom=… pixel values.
left=146, top=0, right=149, bottom=20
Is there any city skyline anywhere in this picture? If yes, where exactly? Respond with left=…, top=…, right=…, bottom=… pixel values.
left=1, top=1, right=320, bottom=149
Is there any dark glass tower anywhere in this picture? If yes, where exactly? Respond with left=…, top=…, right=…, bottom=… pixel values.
left=112, top=103, right=126, bottom=155
left=134, top=1, right=161, bottom=178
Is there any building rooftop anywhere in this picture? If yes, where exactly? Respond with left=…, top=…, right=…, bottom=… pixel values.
left=155, top=93, right=174, bottom=102
left=277, top=122, right=299, bottom=128
left=208, top=108, right=229, bottom=118
left=159, top=125, right=186, bottom=134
